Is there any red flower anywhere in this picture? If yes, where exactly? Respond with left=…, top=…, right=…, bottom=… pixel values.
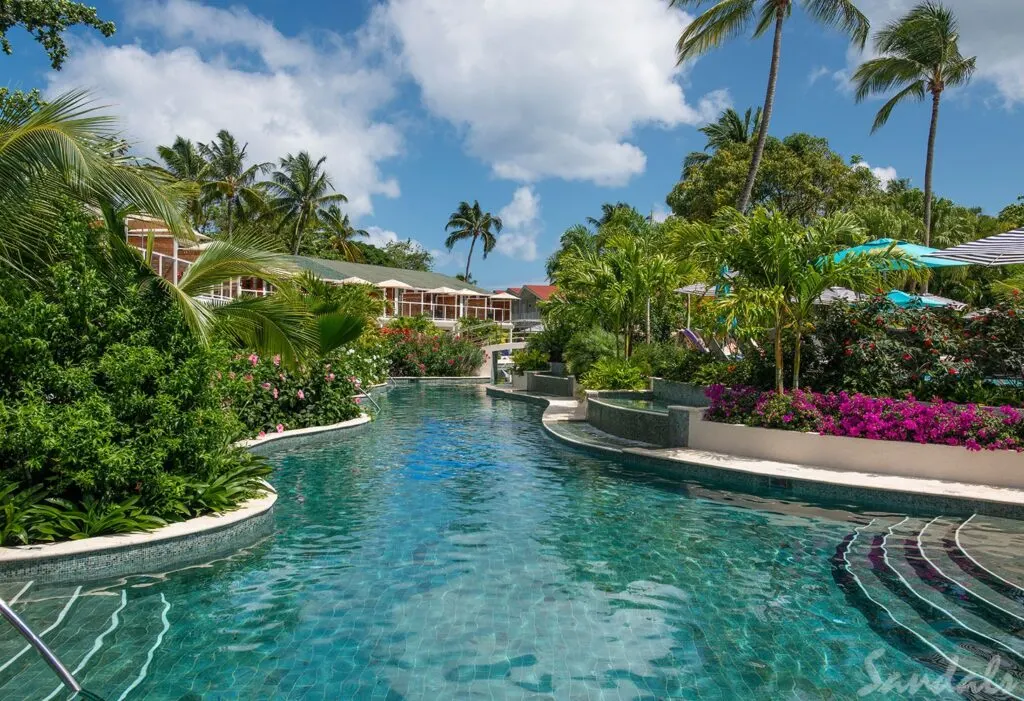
left=948, top=367, right=959, bottom=375
left=844, top=348, right=853, bottom=356
left=902, top=353, right=912, bottom=361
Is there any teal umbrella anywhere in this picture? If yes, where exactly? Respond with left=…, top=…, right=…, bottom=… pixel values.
left=886, top=290, right=966, bottom=310
left=832, top=238, right=969, bottom=269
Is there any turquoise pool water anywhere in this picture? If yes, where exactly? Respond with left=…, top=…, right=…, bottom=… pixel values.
left=595, top=397, right=671, bottom=414
left=3, top=386, right=1024, bottom=699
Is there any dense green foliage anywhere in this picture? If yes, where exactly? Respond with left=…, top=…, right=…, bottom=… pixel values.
left=581, top=357, right=649, bottom=391
left=0, top=211, right=268, bottom=544
left=381, top=327, right=484, bottom=377
left=511, top=348, right=549, bottom=373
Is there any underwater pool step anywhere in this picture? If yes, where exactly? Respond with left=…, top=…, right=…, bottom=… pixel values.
left=836, top=518, right=1024, bottom=699
left=947, top=516, right=1024, bottom=611
left=885, top=518, right=1024, bottom=662
left=918, top=517, right=1024, bottom=635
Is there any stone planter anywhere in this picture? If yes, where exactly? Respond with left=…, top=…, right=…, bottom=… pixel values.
left=651, top=378, right=710, bottom=407
left=512, top=372, right=528, bottom=390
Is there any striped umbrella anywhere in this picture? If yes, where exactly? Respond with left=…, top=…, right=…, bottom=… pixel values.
left=925, top=228, right=1024, bottom=266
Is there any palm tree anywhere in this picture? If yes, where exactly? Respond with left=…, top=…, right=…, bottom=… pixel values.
left=157, top=136, right=209, bottom=230
left=0, top=91, right=338, bottom=364
left=671, top=0, right=870, bottom=212
left=317, top=205, right=366, bottom=262
left=265, top=152, right=347, bottom=255
left=689, top=208, right=918, bottom=391
left=683, top=107, right=761, bottom=177
left=0, top=89, right=190, bottom=272
left=444, top=200, right=503, bottom=281
left=199, top=130, right=271, bottom=241
left=853, top=2, right=976, bottom=250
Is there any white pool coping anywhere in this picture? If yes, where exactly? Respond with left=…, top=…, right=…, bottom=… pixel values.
left=0, top=411, right=375, bottom=581
left=485, top=385, right=1024, bottom=513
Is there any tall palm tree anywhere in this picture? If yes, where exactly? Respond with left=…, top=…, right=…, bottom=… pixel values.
left=444, top=200, right=503, bottom=281
left=683, top=107, right=761, bottom=177
left=671, top=0, right=870, bottom=212
left=157, top=136, right=209, bottom=230
left=317, top=205, right=367, bottom=262
left=265, top=151, right=347, bottom=255
left=199, top=130, right=271, bottom=241
left=853, top=2, right=975, bottom=250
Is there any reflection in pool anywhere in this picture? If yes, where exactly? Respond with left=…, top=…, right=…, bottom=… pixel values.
left=3, top=386, right=1022, bottom=699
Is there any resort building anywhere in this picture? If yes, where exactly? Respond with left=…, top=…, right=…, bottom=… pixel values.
left=125, top=216, right=516, bottom=329
left=504, top=284, right=559, bottom=334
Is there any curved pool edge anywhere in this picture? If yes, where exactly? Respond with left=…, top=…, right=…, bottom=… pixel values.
left=485, top=385, right=1024, bottom=520
left=0, top=493, right=277, bottom=584
left=0, top=412, right=380, bottom=583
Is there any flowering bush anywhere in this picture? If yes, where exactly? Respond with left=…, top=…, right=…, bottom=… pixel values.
left=705, top=384, right=1024, bottom=452
left=381, top=327, right=484, bottom=377
left=218, top=345, right=388, bottom=438
left=799, top=297, right=1024, bottom=405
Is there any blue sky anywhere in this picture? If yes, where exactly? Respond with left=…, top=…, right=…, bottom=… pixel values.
left=3, top=0, right=1022, bottom=289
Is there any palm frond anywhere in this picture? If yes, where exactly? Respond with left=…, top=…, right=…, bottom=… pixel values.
left=675, top=0, right=756, bottom=63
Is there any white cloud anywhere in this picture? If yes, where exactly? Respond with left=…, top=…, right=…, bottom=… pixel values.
left=651, top=203, right=671, bottom=223
left=850, top=1, right=1024, bottom=104
left=496, top=187, right=542, bottom=262
left=364, top=225, right=402, bottom=248
left=384, top=0, right=729, bottom=186
left=48, top=0, right=402, bottom=218
left=854, top=160, right=899, bottom=187
left=807, top=65, right=832, bottom=86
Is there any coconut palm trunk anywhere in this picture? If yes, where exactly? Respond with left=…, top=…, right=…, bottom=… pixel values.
left=464, top=234, right=478, bottom=280
left=738, top=8, right=785, bottom=213
left=922, top=90, right=941, bottom=291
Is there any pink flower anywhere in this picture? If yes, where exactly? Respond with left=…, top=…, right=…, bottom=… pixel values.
left=326, top=373, right=335, bottom=382
left=258, top=431, right=266, bottom=439
left=276, top=424, right=285, bottom=433
left=261, top=382, right=272, bottom=390
left=272, top=388, right=279, bottom=399
left=355, top=396, right=363, bottom=405
left=248, top=353, right=259, bottom=366
left=273, top=354, right=281, bottom=366
left=243, top=374, right=253, bottom=382
left=297, top=389, right=305, bottom=400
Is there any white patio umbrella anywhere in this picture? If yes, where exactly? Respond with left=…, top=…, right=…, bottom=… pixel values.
left=455, top=288, right=482, bottom=296
left=426, top=286, right=459, bottom=294
left=815, top=287, right=863, bottom=305
left=340, top=276, right=371, bottom=285
left=376, top=279, right=413, bottom=289
left=925, top=228, right=1024, bottom=266
left=490, top=291, right=519, bottom=300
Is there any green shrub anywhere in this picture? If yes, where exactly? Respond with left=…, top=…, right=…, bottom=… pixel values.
left=385, top=315, right=439, bottom=334
left=381, top=327, right=484, bottom=377
left=511, top=348, right=549, bottom=372
left=526, top=319, right=577, bottom=363
left=216, top=343, right=388, bottom=438
left=582, top=357, right=649, bottom=390
left=564, top=328, right=617, bottom=378
left=0, top=208, right=264, bottom=544
left=691, top=360, right=752, bottom=387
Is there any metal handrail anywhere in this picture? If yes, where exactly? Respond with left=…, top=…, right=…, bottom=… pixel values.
left=0, top=597, right=83, bottom=695
left=357, top=388, right=381, bottom=412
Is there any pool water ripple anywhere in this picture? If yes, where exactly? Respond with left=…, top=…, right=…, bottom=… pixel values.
left=1, top=386, right=1001, bottom=699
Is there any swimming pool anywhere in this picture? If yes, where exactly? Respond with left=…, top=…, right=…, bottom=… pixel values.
left=2, top=385, right=1023, bottom=699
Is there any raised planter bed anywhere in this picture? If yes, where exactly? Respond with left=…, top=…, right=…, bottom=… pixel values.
left=688, top=410, right=1024, bottom=489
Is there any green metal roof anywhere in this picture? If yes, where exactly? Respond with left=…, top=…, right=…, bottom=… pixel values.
left=290, top=256, right=492, bottom=294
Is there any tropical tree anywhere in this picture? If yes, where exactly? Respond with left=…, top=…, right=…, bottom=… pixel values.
left=266, top=151, right=347, bottom=255
left=683, top=106, right=761, bottom=177
left=670, top=0, right=870, bottom=212
left=200, top=130, right=271, bottom=241
left=157, top=136, right=210, bottom=230
left=549, top=214, right=693, bottom=355
left=687, top=207, right=917, bottom=391
left=853, top=1, right=975, bottom=251
left=314, top=204, right=366, bottom=261
left=1, top=1, right=115, bottom=69
left=444, top=200, right=503, bottom=281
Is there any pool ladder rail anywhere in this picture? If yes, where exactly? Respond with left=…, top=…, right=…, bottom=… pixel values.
left=0, top=597, right=105, bottom=700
